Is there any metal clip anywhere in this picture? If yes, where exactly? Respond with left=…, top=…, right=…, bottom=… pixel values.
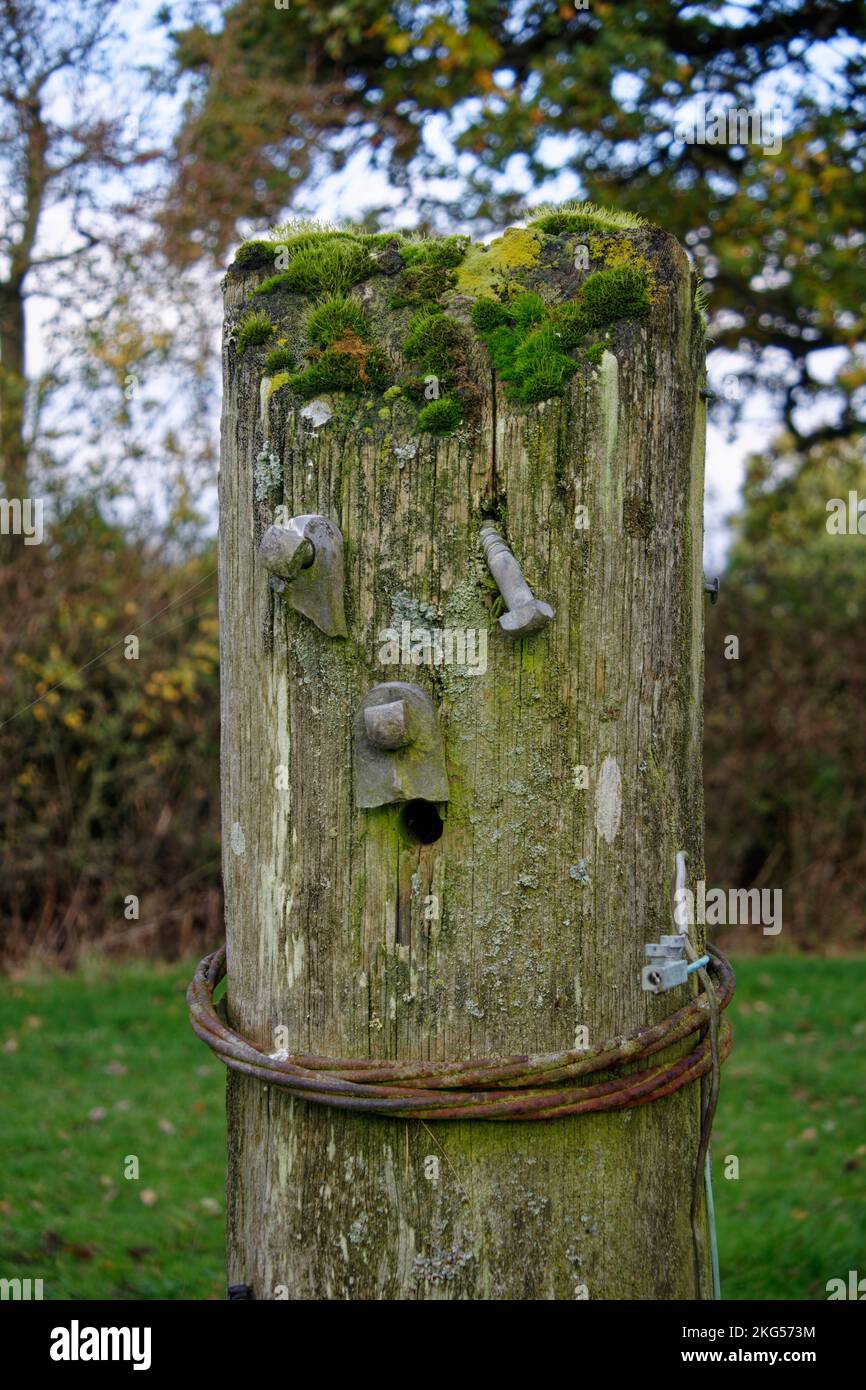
left=258, top=515, right=348, bottom=638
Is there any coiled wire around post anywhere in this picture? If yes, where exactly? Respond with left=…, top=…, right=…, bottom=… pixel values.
left=188, top=943, right=734, bottom=1121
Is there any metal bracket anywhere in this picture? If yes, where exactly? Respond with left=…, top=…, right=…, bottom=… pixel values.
left=641, top=851, right=709, bottom=993
left=642, top=934, right=690, bottom=994
left=354, top=682, right=449, bottom=809
left=258, top=515, right=348, bottom=638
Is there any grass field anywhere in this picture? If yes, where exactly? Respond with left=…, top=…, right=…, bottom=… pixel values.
left=0, top=954, right=863, bottom=1300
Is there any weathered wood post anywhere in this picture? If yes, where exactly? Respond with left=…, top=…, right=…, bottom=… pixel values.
left=217, top=210, right=712, bottom=1299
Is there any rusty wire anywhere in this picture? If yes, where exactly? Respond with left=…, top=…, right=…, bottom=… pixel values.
left=188, top=943, right=734, bottom=1121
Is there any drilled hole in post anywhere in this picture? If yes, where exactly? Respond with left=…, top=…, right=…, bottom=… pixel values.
left=400, top=799, right=444, bottom=845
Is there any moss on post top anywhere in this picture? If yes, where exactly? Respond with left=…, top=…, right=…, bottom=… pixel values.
left=227, top=204, right=691, bottom=437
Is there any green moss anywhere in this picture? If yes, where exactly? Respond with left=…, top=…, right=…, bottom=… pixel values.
left=485, top=324, right=518, bottom=376
left=582, top=343, right=606, bottom=367
left=510, top=325, right=577, bottom=403
left=552, top=301, right=590, bottom=348
left=263, top=346, right=295, bottom=375
left=470, top=299, right=510, bottom=333
left=389, top=262, right=457, bottom=309
left=402, top=308, right=462, bottom=380
left=417, top=397, right=463, bottom=435
left=286, top=344, right=391, bottom=399
left=532, top=212, right=611, bottom=236
left=265, top=218, right=350, bottom=244
left=252, top=238, right=375, bottom=297
left=580, top=266, right=650, bottom=330
left=694, top=278, right=710, bottom=330
left=470, top=262, right=648, bottom=406
left=455, top=227, right=543, bottom=297
left=527, top=200, right=647, bottom=235
left=267, top=371, right=292, bottom=397
left=236, top=311, right=274, bottom=359
left=307, top=295, right=370, bottom=348
left=399, top=235, right=468, bottom=269
left=512, top=292, right=547, bottom=330
left=233, top=239, right=275, bottom=270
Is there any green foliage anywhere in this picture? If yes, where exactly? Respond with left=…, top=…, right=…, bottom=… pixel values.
left=0, top=509, right=220, bottom=967
left=705, top=439, right=866, bottom=948
left=263, top=346, right=294, bottom=374
left=306, top=295, right=370, bottom=348
left=236, top=311, right=274, bottom=357
left=417, top=396, right=463, bottom=435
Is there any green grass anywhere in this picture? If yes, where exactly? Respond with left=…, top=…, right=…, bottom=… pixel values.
left=0, top=954, right=863, bottom=1300
left=0, top=959, right=225, bottom=1300
left=712, top=953, right=866, bottom=1300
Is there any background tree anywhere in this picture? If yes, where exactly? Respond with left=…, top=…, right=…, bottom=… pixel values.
left=0, top=0, right=216, bottom=520
left=0, top=0, right=221, bottom=960
left=166, top=0, right=866, bottom=448
left=705, top=434, right=866, bottom=950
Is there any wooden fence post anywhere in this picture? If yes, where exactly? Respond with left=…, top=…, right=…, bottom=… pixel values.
left=217, top=215, right=710, bottom=1299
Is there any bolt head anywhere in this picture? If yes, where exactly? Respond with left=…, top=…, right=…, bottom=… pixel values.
left=499, top=599, right=554, bottom=636
left=364, top=700, right=414, bottom=750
